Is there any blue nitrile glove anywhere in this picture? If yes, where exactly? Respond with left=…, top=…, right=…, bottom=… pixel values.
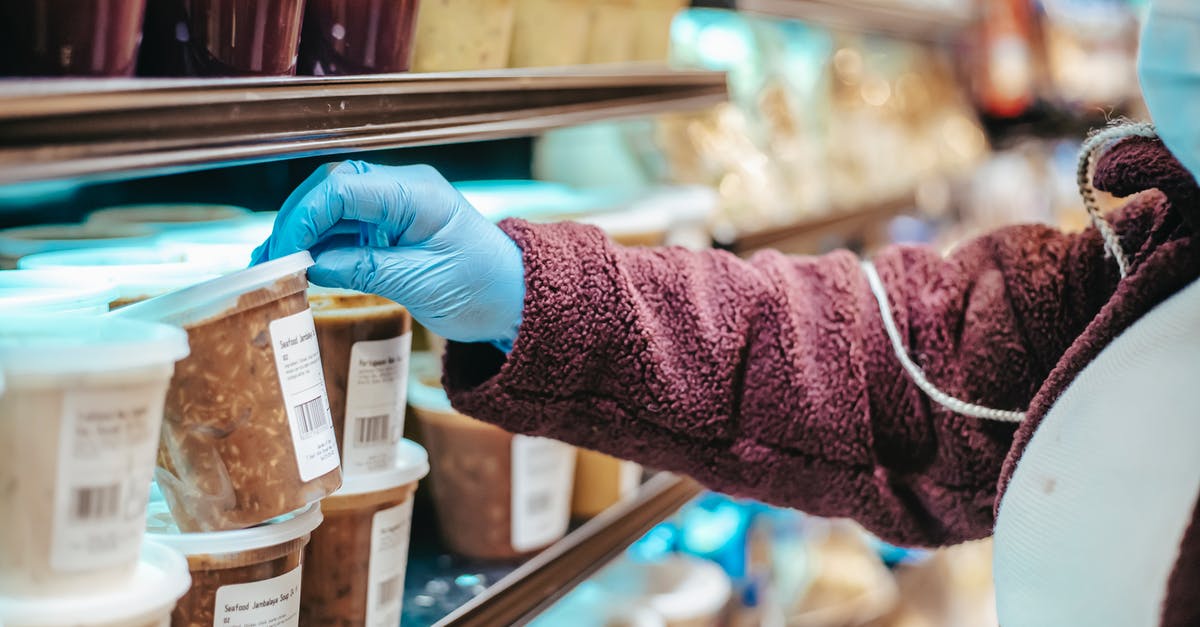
left=253, top=161, right=525, bottom=351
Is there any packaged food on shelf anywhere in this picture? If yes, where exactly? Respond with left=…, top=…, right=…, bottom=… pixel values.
left=0, top=0, right=147, bottom=77
left=411, top=0, right=517, bottom=72
left=0, top=270, right=118, bottom=315
left=117, top=252, right=343, bottom=532
left=86, top=204, right=253, bottom=234
left=587, top=0, right=637, bottom=64
left=301, top=439, right=430, bottom=626
left=299, top=0, right=421, bottom=75
left=155, top=212, right=277, bottom=249
left=0, top=541, right=191, bottom=627
left=0, top=222, right=157, bottom=269
left=409, top=353, right=576, bottom=560
left=138, top=0, right=305, bottom=76
left=510, top=0, right=592, bottom=67
left=577, top=208, right=671, bottom=247
left=632, top=0, right=686, bottom=62
left=572, top=449, right=641, bottom=518
left=310, top=287, right=413, bottom=477
left=0, top=316, right=189, bottom=596
left=146, top=501, right=321, bottom=627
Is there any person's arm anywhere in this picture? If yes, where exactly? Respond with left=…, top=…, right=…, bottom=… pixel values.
left=443, top=210, right=1138, bottom=547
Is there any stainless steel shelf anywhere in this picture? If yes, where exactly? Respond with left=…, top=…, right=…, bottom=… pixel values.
left=738, top=0, right=973, bottom=41
left=0, top=66, right=727, bottom=185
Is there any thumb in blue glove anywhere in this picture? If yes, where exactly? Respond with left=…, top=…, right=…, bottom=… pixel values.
left=253, top=161, right=525, bottom=352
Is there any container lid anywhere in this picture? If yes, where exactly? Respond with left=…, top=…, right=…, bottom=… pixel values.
left=408, top=352, right=453, bottom=412
left=335, top=440, right=430, bottom=496
left=0, top=541, right=190, bottom=627
left=114, top=251, right=313, bottom=327
left=576, top=208, right=672, bottom=238
left=146, top=502, right=323, bottom=556
left=0, top=270, right=118, bottom=314
left=454, top=180, right=624, bottom=222
left=0, top=222, right=157, bottom=260
left=155, top=212, right=276, bottom=247
left=86, top=204, right=253, bottom=232
left=18, top=246, right=227, bottom=300
left=0, top=315, right=190, bottom=375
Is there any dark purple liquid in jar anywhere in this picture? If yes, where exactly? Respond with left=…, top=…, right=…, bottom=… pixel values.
left=0, top=0, right=146, bottom=77
left=138, top=0, right=305, bottom=76
left=299, top=0, right=420, bottom=75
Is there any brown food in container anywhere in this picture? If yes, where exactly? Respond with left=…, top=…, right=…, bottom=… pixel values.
left=138, top=0, right=306, bottom=76
left=0, top=0, right=147, bottom=77
left=299, top=0, right=421, bottom=75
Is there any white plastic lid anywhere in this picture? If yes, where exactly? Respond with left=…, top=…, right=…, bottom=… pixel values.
left=0, top=315, right=190, bottom=375
left=0, top=541, right=190, bottom=627
left=114, top=251, right=313, bottom=327
left=155, top=212, right=276, bottom=248
left=18, top=246, right=227, bottom=300
left=0, top=222, right=157, bottom=261
left=576, top=208, right=672, bottom=238
left=86, top=204, right=253, bottom=232
left=0, top=270, right=118, bottom=315
left=146, top=502, right=323, bottom=557
left=454, top=180, right=624, bottom=222
left=408, top=352, right=453, bottom=412
left=335, top=439, right=430, bottom=496
left=628, top=186, right=719, bottom=226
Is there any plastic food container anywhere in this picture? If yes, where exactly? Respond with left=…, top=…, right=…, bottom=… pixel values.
left=0, top=541, right=191, bottom=627
left=155, top=212, right=276, bottom=248
left=510, top=0, right=592, bottom=67
left=577, top=208, right=671, bottom=247
left=632, top=0, right=686, bottom=62
left=409, top=353, right=576, bottom=560
left=301, top=440, right=429, bottom=626
left=571, top=449, right=641, bottom=518
left=0, top=270, right=118, bottom=315
left=310, top=288, right=413, bottom=478
left=0, top=223, right=157, bottom=269
left=117, top=252, right=343, bottom=532
left=86, top=204, right=253, bottom=234
left=411, top=0, right=517, bottom=72
left=587, top=0, right=637, bottom=63
left=0, top=0, right=147, bottom=77
left=300, top=0, right=421, bottom=75
left=0, top=316, right=189, bottom=596
left=147, top=501, right=321, bottom=627
left=138, top=0, right=306, bottom=76
left=18, top=247, right=229, bottom=309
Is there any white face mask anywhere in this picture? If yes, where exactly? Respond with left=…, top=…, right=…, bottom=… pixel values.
left=1138, top=0, right=1200, bottom=183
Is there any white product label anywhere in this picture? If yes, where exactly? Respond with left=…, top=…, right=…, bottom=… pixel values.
left=510, top=436, right=576, bottom=552
left=366, top=499, right=414, bottom=627
left=342, top=333, right=412, bottom=476
left=619, top=461, right=642, bottom=498
left=213, top=565, right=301, bottom=627
left=270, top=309, right=340, bottom=482
left=51, top=385, right=164, bottom=572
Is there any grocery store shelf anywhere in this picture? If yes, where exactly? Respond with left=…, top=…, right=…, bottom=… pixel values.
left=737, top=0, right=973, bottom=41
left=0, top=66, right=727, bottom=185
left=730, top=194, right=915, bottom=255
left=423, top=472, right=702, bottom=627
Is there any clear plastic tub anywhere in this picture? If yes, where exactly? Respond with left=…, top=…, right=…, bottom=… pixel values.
left=309, top=288, right=413, bottom=477
left=0, top=541, right=191, bottom=627
left=510, top=0, right=592, bottom=67
left=632, top=0, right=686, bottom=62
left=408, top=353, right=575, bottom=560
left=411, top=0, right=517, bottom=72
left=154, top=212, right=277, bottom=250
left=18, top=247, right=229, bottom=309
left=587, top=0, right=637, bottom=63
left=0, top=0, right=147, bottom=77
left=301, top=440, right=429, bottom=626
left=0, top=270, right=118, bottom=315
left=146, top=501, right=322, bottom=627
left=0, top=316, right=189, bottom=596
left=117, top=252, right=343, bottom=532
left=577, top=208, right=671, bottom=247
left=0, top=223, right=157, bottom=269
left=138, top=0, right=306, bottom=76
left=299, top=0, right=421, bottom=75
left=572, top=449, right=642, bottom=518
left=85, top=204, right=253, bottom=234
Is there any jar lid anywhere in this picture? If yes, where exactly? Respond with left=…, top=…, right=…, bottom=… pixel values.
left=147, top=502, right=323, bottom=556
left=114, top=251, right=313, bottom=327
left=0, top=222, right=157, bottom=260
left=335, top=439, right=430, bottom=496
left=86, top=204, right=253, bottom=232
left=18, top=246, right=226, bottom=300
left=0, top=315, right=189, bottom=375
left=408, top=352, right=453, bottom=412
left=0, top=269, right=118, bottom=315
left=0, top=541, right=190, bottom=627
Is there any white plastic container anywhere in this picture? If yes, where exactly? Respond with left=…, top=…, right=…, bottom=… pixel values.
left=18, top=247, right=228, bottom=308
left=302, top=440, right=430, bottom=625
left=0, top=316, right=190, bottom=596
left=0, top=269, right=117, bottom=315
left=117, top=252, right=343, bottom=532
left=0, top=541, right=191, bottom=627
left=146, top=502, right=322, bottom=627
left=85, top=204, right=253, bottom=233
left=0, top=223, right=156, bottom=269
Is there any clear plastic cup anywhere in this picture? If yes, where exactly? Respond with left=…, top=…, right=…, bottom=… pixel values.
left=0, top=316, right=189, bottom=596
left=0, top=541, right=191, bottom=627
left=301, top=440, right=429, bottom=626
left=408, top=353, right=576, bottom=560
left=117, top=252, right=343, bottom=532
left=510, top=0, right=592, bottom=67
left=18, top=247, right=228, bottom=309
left=0, top=0, right=147, bottom=77
left=411, top=0, right=517, bottom=72
left=299, top=0, right=421, bottom=75
left=587, top=0, right=637, bottom=63
left=138, top=0, right=306, bottom=76
left=309, top=287, right=413, bottom=478
left=0, top=223, right=157, bottom=269
left=572, top=449, right=642, bottom=518
left=146, top=502, right=321, bottom=627
left=85, top=204, right=253, bottom=234
left=0, top=270, right=118, bottom=315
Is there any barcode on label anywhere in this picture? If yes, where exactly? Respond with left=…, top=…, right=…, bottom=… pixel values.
left=71, top=484, right=120, bottom=522
left=295, top=396, right=332, bottom=439
left=356, top=414, right=391, bottom=445
left=377, top=575, right=403, bottom=607
left=526, top=492, right=553, bottom=516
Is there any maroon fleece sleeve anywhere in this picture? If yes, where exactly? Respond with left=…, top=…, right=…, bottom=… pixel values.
left=443, top=210, right=1130, bottom=546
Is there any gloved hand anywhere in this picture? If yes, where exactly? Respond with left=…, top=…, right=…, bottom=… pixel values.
left=1139, top=0, right=1200, bottom=183
left=253, top=161, right=525, bottom=351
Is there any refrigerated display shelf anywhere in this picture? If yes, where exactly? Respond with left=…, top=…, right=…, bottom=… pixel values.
left=737, top=0, right=973, bottom=41
left=0, top=66, right=727, bottom=186
left=402, top=472, right=702, bottom=627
